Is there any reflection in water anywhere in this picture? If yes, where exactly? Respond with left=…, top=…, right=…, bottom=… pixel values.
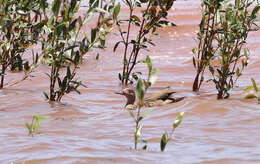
left=1, top=1, right=260, bottom=164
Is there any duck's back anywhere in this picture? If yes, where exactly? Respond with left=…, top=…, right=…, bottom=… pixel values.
left=145, top=88, right=176, bottom=102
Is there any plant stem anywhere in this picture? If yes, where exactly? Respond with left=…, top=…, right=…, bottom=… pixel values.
left=125, top=2, right=151, bottom=84
left=135, top=105, right=141, bottom=150
left=0, top=65, right=6, bottom=89
left=122, top=5, right=133, bottom=85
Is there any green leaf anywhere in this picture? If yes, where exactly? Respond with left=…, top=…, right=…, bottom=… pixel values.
left=251, top=78, right=258, bottom=92
left=113, top=3, right=121, bottom=19
left=166, top=0, right=175, bottom=10
left=244, top=48, right=249, bottom=59
left=84, top=12, right=94, bottom=24
left=52, top=0, right=62, bottom=17
left=43, top=92, right=49, bottom=100
left=89, top=0, right=99, bottom=8
left=135, top=125, right=142, bottom=138
left=26, top=123, right=32, bottom=134
left=91, top=28, right=97, bottom=43
left=151, top=68, right=159, bottom=74
left=96, top=53, right=99, bottom=60
left=251, top=4, right=260, bottom=19
left=74, top=51, right=80, bottom=65
left=99, top=34, right=105, bottom=41
left=145, top=55, right=152, bottom=72
left=136, top=79, right=144, bottom=100
left=34, top=121, right=39, bottom=132
left=131, top=15, right=141, bottom=22
left=235, top=0, right=240, bottom=8
left=244, top=85, right=253, bottom=91
left=160, top=132, right=168, bottom=152
left=69, top=19, right=77, bottom=31
left=94, top=7, right=109, bottom=14
left=67, top=66, right=71, bottom=78
left=173, top=112, right=185, bottom=128
left=113, top=41, right=122, bottom=52
left=34, top=115, right=50, bottom=121
left=118, top=73, right=122, bottom=80
left=69, top=0, right=77, bottom=13
left=128, top=110, right=136, bottom=121
left=149, top=75, right=158, bottom=85
left=40, top=0, right=48, bottom=13
left=140, top=109, right=153, bottom=119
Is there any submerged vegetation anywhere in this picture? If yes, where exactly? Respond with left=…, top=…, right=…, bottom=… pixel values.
left=42, top=0, right=117, bottom=101
left=244, top=78, right=260, bottom=103
left=26, top=115, right=50, bottom=136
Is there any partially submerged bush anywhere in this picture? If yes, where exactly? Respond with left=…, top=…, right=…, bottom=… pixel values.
left=114, top=0, right=176, bottom=86
left=42, top=0, right=116, bottom=101
left=192, top=0, right=220, bottom=92
left=193, top=0, right=260, bottom=99
left=0, top=0, right=46, bottom=88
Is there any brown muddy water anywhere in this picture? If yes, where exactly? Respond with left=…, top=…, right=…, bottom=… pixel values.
left=1, top=1, right=260, bottom=164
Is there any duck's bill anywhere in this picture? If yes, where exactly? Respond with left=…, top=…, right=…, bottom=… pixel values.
left=115, top=92, right=124, bottom=95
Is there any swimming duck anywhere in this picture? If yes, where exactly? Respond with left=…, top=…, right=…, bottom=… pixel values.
left=116, top=88, right=185, bottom=110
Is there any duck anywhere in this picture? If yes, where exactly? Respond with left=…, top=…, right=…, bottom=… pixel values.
left=116, top=88, right=185, bottom=110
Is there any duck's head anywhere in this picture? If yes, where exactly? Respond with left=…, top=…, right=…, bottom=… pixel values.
left=116, top=88, right=136, bottom=106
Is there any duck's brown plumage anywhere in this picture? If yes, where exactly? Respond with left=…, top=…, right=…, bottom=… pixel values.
left=116, top=88, right=185, bottom=110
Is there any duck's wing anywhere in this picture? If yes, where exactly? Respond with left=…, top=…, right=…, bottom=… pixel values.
left=144, top=100, right=164, bottom=107
left=145, top=88, right=176, bottom=102
left=167, top=96, right=185, bottom=103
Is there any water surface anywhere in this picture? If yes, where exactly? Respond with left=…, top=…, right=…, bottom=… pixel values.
left=1, top=1, right=260, bottom=164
